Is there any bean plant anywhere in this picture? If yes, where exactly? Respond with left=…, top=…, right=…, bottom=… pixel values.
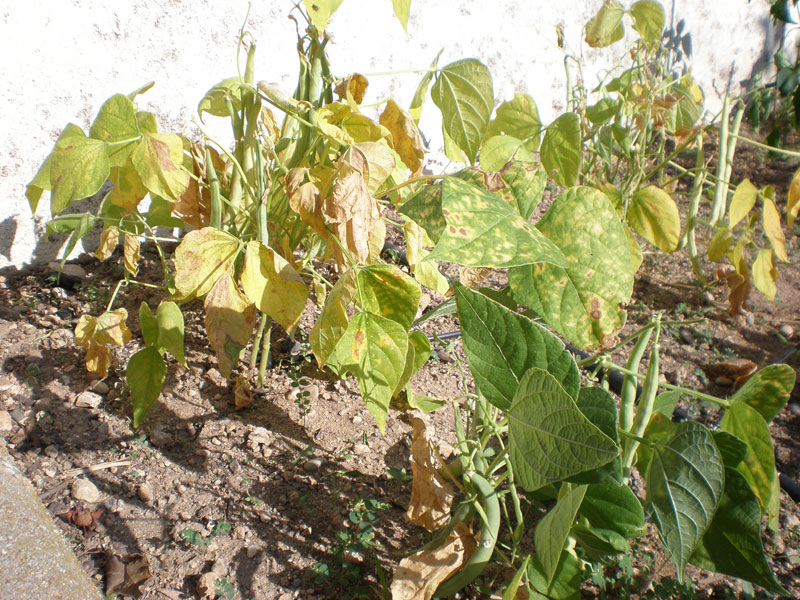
left=27, top=0, right=793, bottom=597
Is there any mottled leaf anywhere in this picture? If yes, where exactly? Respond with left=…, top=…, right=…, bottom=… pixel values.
left=730, top=364, right=794, bottom=422
left=357, top=264, right=420, bottom=329
left=309, top=270, right=357, bottom=369
left=50, top=126, right=110, bottom=214
left=204, top=273, right=256, bottom=378
left=629, top=0, right=665, bottom=44
left=487, top=92, right=541, bottom=152
left=89, top=94, right=140, bottom=167
left=403, top=220, right=450, bottom=293
left=787, top=166, right=800, bottom=227
left=173, top=228, right=240, bottom=301
left=130, top=132, right=189, bottom=200
left=627, top=185, right=680, bottom=252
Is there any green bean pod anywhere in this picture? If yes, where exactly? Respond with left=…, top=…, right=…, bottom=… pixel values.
left=622, top=335, right=660, bottom=471
left=619, top=327, right=653, bottom=432
left=435, top=472, right=501, bottom=598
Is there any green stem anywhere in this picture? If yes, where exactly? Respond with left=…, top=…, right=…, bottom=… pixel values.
left=258, top=316, right=272, bottom=387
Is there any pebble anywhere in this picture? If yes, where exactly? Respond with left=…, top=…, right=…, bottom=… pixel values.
left=303, top=457, right=324, bottom=472
left=42, top=464, right=57, bottom=477
left=436, top=350, right=454, bottom=363
left=351, top=415, right=363, bottom=425
left=678, top=327, right=694, bottom=345
left=75, top=391, right=103, bottom=409
left=779, top=324, right=794, bottom=339
left=148, top=428, right=171, bottom=447
left=745, top=312, right=755, bottom=326
left=194, top=448, right=211, bottom=457
left=247, top=427, right=271, bottom=451
left=43, top=445, right=59, bottom=458
left=787, top=403, right=800, bottom=418
left=138, top=482, right=155, bottom=503
left=353, top=443, right=370, bottom=455
left=89, top=380, right=109, bottom=395
left=50, top=288, right=68, bottom=300
left=71, top=478, right=101, bottom=503
left=0, top=410, right=11, bottom=434
left=702, top=291, right=715, bottom=304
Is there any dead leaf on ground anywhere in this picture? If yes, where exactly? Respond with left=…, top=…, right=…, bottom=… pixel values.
left=234, top=377, right=253, bottom=410
left=390, top=522, right=475, bottom=600
left=404, top=417, right=455, bottom=532
left=709, top=357, right=758, bottom=387
left=105, top=551, right=152, bottom=597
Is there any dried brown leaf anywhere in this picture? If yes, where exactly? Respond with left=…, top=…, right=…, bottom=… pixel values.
left=234, top=377, right=253, bottom=410
left=335, top=73, right=369, bottom=105
left=459, top=266, right=492, bottom=289
left=404, top=417, right=455, bottom=532
left=124, top=233, right=140, bottom=277
left=380, top=99, right=425, bottom=176
left=324, top=170, right=380, bottom=269
left=95, top=225, right=120, bottom=260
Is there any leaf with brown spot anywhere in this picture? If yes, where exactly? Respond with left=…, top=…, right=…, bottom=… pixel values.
left=123, top=233, right=140, bottom=277
left=95, top=225, right=120, bottom=260
left=405, top=417, right=455, bottom=531
left=171, top=143, right=217, bottom=228
left=110, top=162, right=149, bottom=214
left=324, top=171, right=381, bottom=269
left=204, top=273, right=257, bottom=378
left=173, top=228, right=240, bottom=301
left=130, top=132, right=189, bottom=199
left=335, top=73, right=369, bottom=105
left=286, top=169, right=327, bottom=238
left=380, top=99, right=425, bottom=176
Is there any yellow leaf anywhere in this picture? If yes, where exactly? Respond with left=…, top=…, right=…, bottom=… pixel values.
left=94, top=309, right=132, bottom=347
left=762, top=196, right=789, bottom=262
left=110, top=162, right=148, bottom=214
left=173, top=228, right=240, bottom=301
left=124, top=234, right=140, bottom=277
left=729, top=179, right=758, bottom=228
left=390, top=523, right=474, bottom=600
left=405, top=417, right=455, bottom=532
left=303, top=0, right=344, bottom=33
left=380, top=99, right=425, bottom=176
left=707, top=227, right=733, bottom=262
left=403, top=221, right=450, bottom=294
left=234, top=378, right=253, bottom=410
left=286, top=169, right=327, bottom=238
left=752, top=248, right=778, bottom=301
left=85, top=343, right=113, bottom=378
left=334, top=73, right=369, bottom=105
left=75, top=310, right=132, bottom=377
left=787, top=166, right=800, bottom=227
left=131, top=132, right=190, bottom=200
left=309, top=269, right=357, bottom=368
left=368, top=217, right=387, bottom=264
left=355, top=142, right=396, bottom=194
left=625, top=226, right=643, bottom=273
left=240, top=241, right=309, bottom=335
left=95, top=225, right=120, bottom=260
left=204, top=273, right=256, bottom=379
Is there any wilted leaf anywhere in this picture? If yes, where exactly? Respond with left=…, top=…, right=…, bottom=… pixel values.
left=334, top=73, right=369, bottom=104
left=105, top=551, right=151, bottom=597
left=95, top=225, right=120, bottom=260
left=627, top=186, right=680, bottom=252
left=405, top=416, right=455, bottom=531
left=752, top=248, right=778, bottom=301
left=720, top=267, right=749, bottom=315
left=123, top=233, right=140, bottom=277
left=130, top=132, right=189, bottom=200
left=197, top=77, right=245, bottom=118
left=240, top=241, right=309, bottom=335
left=710, top=358, right=758, bottom=384
left=380, top=99, right=424, bottom=176
left=317, top=102, right=389, bottom=144
left=390, top=523, right=473, bottom=600
left=762, top=196, right=789, bottom=262
left=356, top=141, right=397, bottom=194
left=286, top=168, right=327, bottom=237
left=324, top=170, right=381, bottom=269
left=204, top=273, right=257, bottom=378
left=729, top=179, right=758, bottom=228
left=171, top=143, right=217, bottom=228
left=585, top=1, right=625, bottom=47
left=234, top=378, right=253, bottom=410
left=173, top=228, right=240, bottom=301
left=432, top=59, right=493, bottom=164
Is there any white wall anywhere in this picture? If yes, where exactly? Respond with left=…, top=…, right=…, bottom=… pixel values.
left=0, top=0, right=781, bottom=269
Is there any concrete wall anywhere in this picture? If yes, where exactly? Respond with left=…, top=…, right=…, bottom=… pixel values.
left=0, top=0, right=782, bottom=269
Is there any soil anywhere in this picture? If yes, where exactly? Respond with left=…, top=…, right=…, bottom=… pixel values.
left=1, top=130, right=800, bottom=600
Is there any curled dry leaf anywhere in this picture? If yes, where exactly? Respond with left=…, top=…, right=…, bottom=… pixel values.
left=171, top=142, right=216, bottom=229
left=709, top=358, right=758, bottom=387
left=285, top=168, right=327, bottom=238
left=334, top=73, right=369, bottom=105
left=324, top=170, right=381, bottom=270
left=405, top=416, right=455, bottom=532
left=204, top=273, right=257, bottom=379
left=390, top=523, right=475, bottom=600
left=717, top=266, right=750, bottom=315
left=105, top=550, right=151, bottom=597
left=124, top=233, right=141, bottom=277
left=459, top=266, right=492, bottom=289
left=95, top=225, right=120, bottom=260
left=234, top=377, right=253, bottom=410
left=380, top=99, right=425, bottom=176
left=74, top=309, right=132, bottom=378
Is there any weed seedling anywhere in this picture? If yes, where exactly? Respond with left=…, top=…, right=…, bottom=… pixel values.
left=214, top=577, right=235, bottom=600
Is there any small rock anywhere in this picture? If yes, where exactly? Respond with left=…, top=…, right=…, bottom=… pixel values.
left=50, top=287, right=68, bottom=300
left=148, top=428, right=171, bottom=447
left=678, top=327, right=694, bottom=345
left=43, top=445, right=59, bottom=458
left=75, top=391, right=103, bottom=409
left=303, top=457, right=324, bottom=472
left=42, top=464, right=57, bottom=477
left=0, top=410, right=12, bottom=434
left=779, top=324, right=794, bottom=339
left=702, top=291, right=715, bottom=304
left=246, top=545, right=260, bottom=558
left=435, top=350, right=454, bottom=363
left=745, top=312, right=755, bottom=326
left=353, top=443, right=370, bottom=455
left=351, top=415, right=363, bottom=425
left=787, top=403, right=800, bottom=418
left=48, top=262, right=87, bottom=280
left=71, top=478, right=100, bottom=503
left=90, top=380, right=109, bottom=395
left=194, top=448, right=211, bottom=457
left=247, top=426, right=271, bottom=451
left=210, top=437, right=222, bottom=446
left=138, top=482, right=155, bottom=503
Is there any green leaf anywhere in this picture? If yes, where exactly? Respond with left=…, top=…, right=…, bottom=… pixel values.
left=431, top=59, right=493, bottom=164
left=240, top=241, right=309, bottom=335
left=145, top=195, right=185, bottom=228
left=528, top=549, right=583, bottom=600
left=720, top=402, right=778, bottom=512
left=139, top=302, right=159, bottom=348
left=156, top=301, right=185, bottom=366
left=409, top=50, right=442, bottom=124
left=585, top=1, right=625, bottom=47
left=332, top=312, right=408, bottom=433
left=27, top=151, right=53, bottom=214
left=585, top=98, right=620, bottom=125
left=392, top=330, right=430, bottom=398
left=580, top=482, right=645, bottom=539
left=173, top=228, right=240, bottom=302
left=427, top=178, right=568, bottom=268
left=534, top=485, right=587, bottom=586
left=356, top=264, right=420, bottom=330
left=629, top=1, right=665, bottom=44
left=541, top=113, right=581, bottom=187
left=645, top=421, right=724, bottom=582
left=572, top=524, right=629, bottom=558
left=508, top=368, right=619, bottom=491
left=710, top=431, right=748, bottom=469
left=509, top=187, right=633, bottom=350
left=89, top=94, right=140, bottom=167
left=130, top=132, right=189, bottom=200
left=692, top=468, right=788, bottom=595
left=128, top=346, right=167, bottom=428
left=728, top=179, right=758, bottom=228
left=391, top=0, right=410, bottom=31
left=50, top=127, right=110, bottom=214
left=569, top=387, right=623, bottom=484
left=197, top=77, right=245, bottom=118
left=454, top=283, right=579, bottom=411
left=303, top=0, right=344, bottom=32
left=730, top=364, right=794, bottom=422
left=478, top=135, right=526, bottom=172
left=627, top=185, right=680, bottom=252
left=488, top=93, right=542, bottom=152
